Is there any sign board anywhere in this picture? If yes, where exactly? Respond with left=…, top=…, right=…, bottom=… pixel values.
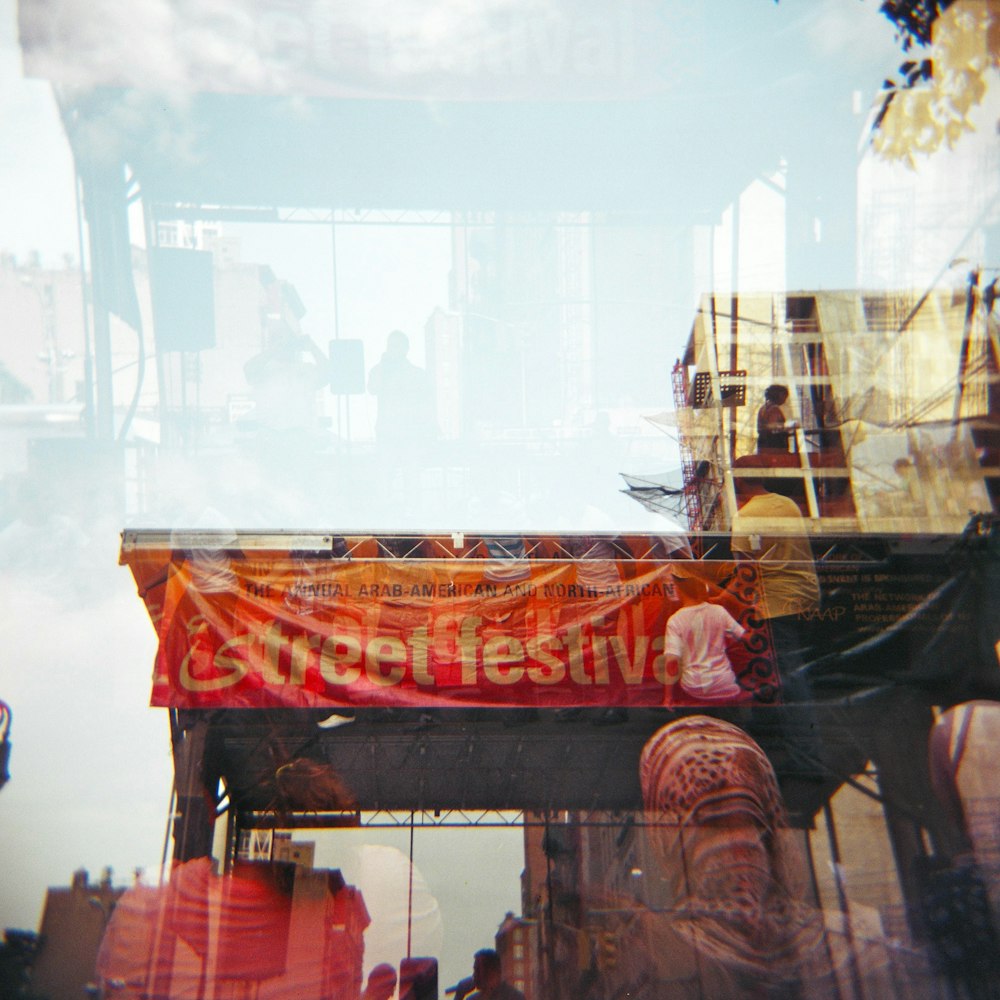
left=120, top=527, right=1000, bottom=712
left=122, top=534, right=779, bottom=709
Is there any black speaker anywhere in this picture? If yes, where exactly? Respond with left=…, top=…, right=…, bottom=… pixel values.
left=328, top=338, right=366, bottom=395
left=149, top=247, right=216, bottom=352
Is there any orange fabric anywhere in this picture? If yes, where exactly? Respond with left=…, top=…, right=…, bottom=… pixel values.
left=97, top=859, right=370, bottom=998
left=125, top=551, right=777, bottom=709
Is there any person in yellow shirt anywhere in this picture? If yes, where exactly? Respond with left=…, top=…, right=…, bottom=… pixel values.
left=730, top=455, right=819, bottom=700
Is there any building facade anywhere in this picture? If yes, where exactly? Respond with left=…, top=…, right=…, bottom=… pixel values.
left=672, top=287, right=998, bottom=535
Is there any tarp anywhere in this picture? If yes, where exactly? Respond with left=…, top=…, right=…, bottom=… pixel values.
left=122, top=538, right=777, bottom=709
left=800, top=518, right=1000, bottom=703
left=121, top=525, right=1000, bottom=711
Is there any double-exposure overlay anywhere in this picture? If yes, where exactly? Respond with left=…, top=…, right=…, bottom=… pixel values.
left=1, top=1, right=1000, bottom=998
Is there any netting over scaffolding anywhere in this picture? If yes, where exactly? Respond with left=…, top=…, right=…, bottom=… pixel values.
left=670, top=288, right=999, bottom=534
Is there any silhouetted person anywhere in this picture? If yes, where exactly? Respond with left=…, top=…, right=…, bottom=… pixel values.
left=448, top=976, right=475, bottom=1000
left=756, top=384, right=795, bottom=454
left=368, top=330, right=434, bottom=454
left=467, top=948, right=524, bottom=1000
left=362, top=962, right=398, bottom=1000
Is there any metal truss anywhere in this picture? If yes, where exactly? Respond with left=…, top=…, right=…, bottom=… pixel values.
left=236, top=808, right=674, bottom=830
left=362, top=809, right=526, bottom=828
left=121, top=528, right=962, bottom=565
left=281, top=207, right=454, bottom=227
left=150, top=203, right=452, bottom=226
left=359, top=809, right=662, bottom=829
left=120, top=529, right=700, bottom=562
left=147, top=204, right=605, bottom=229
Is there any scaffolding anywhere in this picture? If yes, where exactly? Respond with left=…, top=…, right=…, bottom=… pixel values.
left=672, top=287, right=999, bottom=535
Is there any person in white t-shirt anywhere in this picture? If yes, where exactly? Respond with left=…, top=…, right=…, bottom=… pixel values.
left=664, top=566, right=748, bottom=702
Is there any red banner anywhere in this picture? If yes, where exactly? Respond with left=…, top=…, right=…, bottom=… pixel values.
left=124, top=546, right=778, bottom=709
